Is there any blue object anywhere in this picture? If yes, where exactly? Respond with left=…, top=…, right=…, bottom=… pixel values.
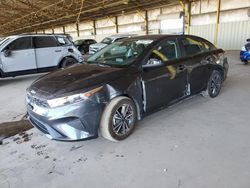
left=240, top=39, right=250, bottom=63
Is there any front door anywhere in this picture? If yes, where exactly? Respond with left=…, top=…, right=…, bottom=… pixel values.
left=1, top=37, right=36, bottom=73
left=142, top=38, right=188, bottom=112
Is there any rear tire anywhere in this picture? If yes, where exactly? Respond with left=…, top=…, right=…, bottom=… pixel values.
left=61, top=57, right=77, bottom=68
left=206, top=70, right=223, bottom=98
left=100, top=96, right=137, bottom=142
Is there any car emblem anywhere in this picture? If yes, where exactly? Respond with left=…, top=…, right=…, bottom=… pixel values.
left=30, top=90, right=36, bottom=94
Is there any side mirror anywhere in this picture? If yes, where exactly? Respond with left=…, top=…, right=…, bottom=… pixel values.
left=3, top=49, right=11, bottom=57
left=142, top=58, right=164, bottom=69
left=247, top=38, right=250, bottom=42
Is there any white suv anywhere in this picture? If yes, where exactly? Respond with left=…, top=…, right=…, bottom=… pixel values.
left=0, top=34, right=83, bottom=78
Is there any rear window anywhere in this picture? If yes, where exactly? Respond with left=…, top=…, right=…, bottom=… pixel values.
left=56, top=36, right=71, bottom=46
left=34, top=36, right=58, bottom=48
left=201, top=39, right=217, bottom=51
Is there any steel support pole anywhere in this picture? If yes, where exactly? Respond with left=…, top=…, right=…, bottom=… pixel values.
left=115, top=16, right=119, bottom=33
left=214, top=0, right=221, bottom=46
left=93, top=20, right=97, bottom=36
left=179, top=0, right=191, bottom=34
left=145, top=10, right=149, bottom=35
left=76, top=23, right=80, bottom=37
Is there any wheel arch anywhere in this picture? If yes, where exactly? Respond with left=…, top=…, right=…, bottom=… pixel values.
left=123, top=94, right=142, bottom=120
left=109, top=94, right=142, bottom=121
left=209, top=65, right=225, bottom=81
left=0, top=68, right=4, bottom=78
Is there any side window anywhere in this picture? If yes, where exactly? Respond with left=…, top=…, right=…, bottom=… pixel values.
left=34, top=36, right=58, bottom=48
left=147, top=39, right=179, bottom=65
left=8, top=37, right=32, bottom=51
left=181, top=37, right=206, bottom=57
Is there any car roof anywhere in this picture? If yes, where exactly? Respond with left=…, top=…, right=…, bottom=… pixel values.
left=120, top=34, right=207, bottom=42
left=7, top=33, right=69, bottom=38
left=107, top=34, right=137, bottom=39
left=75, top=39, right=96, bottom=41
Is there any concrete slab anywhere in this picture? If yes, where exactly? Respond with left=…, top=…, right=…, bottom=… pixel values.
left=1, top=51, right=250, bottom=188
left=0, top=74, right=44, bottom=123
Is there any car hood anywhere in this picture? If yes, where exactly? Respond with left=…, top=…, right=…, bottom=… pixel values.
left=29, top=64, right=123, bottom=99
left=90, top=42, right=107, bottom=49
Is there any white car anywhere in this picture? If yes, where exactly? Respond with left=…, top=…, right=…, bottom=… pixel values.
left=0, top=34, right=83, bottom=78
left=89, top=34, right=137, bottom=55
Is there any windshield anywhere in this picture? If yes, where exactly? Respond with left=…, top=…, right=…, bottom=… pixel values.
left=87, top=39, right=153, bottom=66
left=74, top=40, right=84, bottom=46
left=101, top=37, right=113, bottom=45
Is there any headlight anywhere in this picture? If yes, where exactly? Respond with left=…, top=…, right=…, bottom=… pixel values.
left=47, top=86, right=103, bottom=108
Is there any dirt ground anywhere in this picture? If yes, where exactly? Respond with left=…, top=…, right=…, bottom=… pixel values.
left=1, top=51, right=250, bottom=188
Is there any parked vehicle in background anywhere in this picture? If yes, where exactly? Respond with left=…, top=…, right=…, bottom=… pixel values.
left=240, top=38, right=250, bottom=64
left=89, top=34, right=137, bottom=55
left=0, top=34, right=83, bottom=78
left=26, top=35, right=229, bottom=142
left=74, top=39, right=97, bottom=54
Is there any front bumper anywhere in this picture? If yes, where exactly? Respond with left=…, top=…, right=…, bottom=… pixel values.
left=240, top=51, right=250, bottom=61
left=27, top=99, right=104, bottom=141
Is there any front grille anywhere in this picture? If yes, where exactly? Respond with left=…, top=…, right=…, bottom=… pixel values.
left=27, top=93, right=49, bottom=108
left=89, top=47, right=98, bottom=54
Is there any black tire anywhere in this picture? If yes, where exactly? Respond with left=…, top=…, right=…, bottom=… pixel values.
left=100, top=96, right=137, bottom=142
left=242, top=60, right=248, bottom=65
left=206, top=70, right=223, bottom=98
left=61, top=57, right=77, bottom=68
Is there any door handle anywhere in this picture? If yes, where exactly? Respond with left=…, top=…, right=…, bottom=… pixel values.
left=55, top=50, right=62, bottom=52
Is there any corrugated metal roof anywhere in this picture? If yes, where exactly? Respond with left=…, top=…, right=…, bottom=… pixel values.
left=0, top=0, right=183, bottom=36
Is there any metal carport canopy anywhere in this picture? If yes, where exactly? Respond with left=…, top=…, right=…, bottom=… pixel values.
left=0, top=0, right=187, bottom=36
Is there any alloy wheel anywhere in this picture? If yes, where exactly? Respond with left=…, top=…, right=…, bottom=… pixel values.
left=112, top=104, right=134, bottom=136
left=210, top=73, right=222, bottom=96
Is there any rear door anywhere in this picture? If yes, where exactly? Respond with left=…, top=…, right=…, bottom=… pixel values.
left=34, top=36, right=63, bottom=69
left=178, top=36, right=211, bottom=94
left=1, top=36, right=36, bottom=73
left=142, top=38, right=188, bottom=112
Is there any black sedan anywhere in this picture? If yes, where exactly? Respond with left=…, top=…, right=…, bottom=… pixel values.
left=74, top=39, right=96, bottom=54
left=26, top=35, right=229, bottom=142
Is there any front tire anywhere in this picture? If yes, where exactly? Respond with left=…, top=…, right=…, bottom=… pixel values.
left=61, top=57, right=77, bottom=68
left=206, top=70, right=223, bottom=98
left=100, top=96, right=137, bottom=142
